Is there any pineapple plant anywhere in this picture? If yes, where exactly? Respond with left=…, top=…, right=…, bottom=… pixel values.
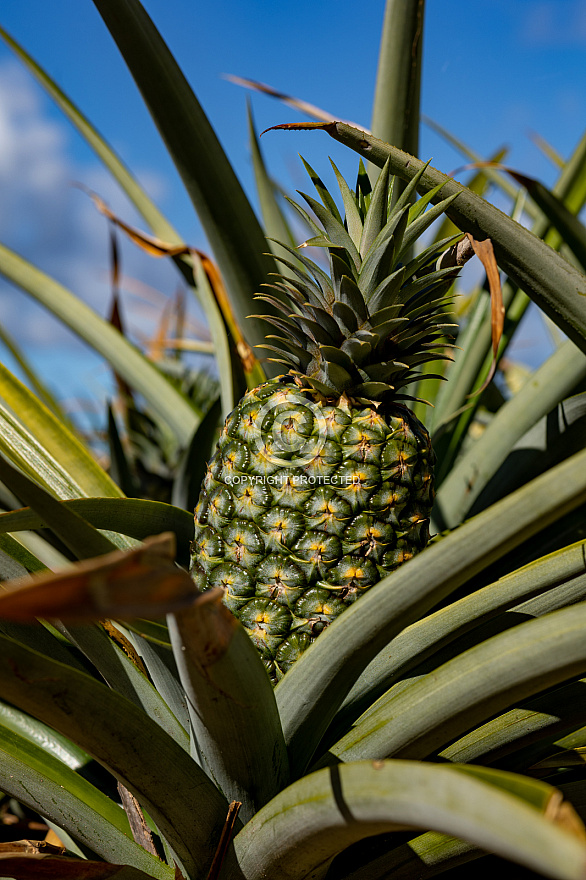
left=192, top=159, right=462, bottom=681
left=0, top=2, right=584, bottom=879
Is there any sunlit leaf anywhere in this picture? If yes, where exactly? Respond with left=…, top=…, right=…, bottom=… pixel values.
left=226, top=761, right=586, bottom=880
left=266, top=122, right=586, bottom=353
left=168, top=589, right=289, bottom=823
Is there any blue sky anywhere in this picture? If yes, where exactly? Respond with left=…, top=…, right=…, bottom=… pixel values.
left=0, top=0, right=584, bottom=419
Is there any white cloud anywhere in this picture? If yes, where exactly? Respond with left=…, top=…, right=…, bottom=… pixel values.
left=520, top=0, right=586, bottom=46
left=0, top=60, right=199, bottom=360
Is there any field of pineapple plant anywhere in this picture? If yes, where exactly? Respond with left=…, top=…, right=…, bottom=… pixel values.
left=0, top=1, right=584, bottom=878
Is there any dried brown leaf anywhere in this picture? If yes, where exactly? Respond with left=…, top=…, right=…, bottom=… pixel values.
left=0, top=852, right=156, bottom=878
left=84, top=190, right=259, bottom=376
left=466, top=233, right=504, bottom=395
left=87, top=191, right=189, bottom=259
left=260, top=121, right=339, bottom=138
left=146, top=297, right=173, bottom=361
left=205, top=800, right=242, bottom=880
left=225, top=75, right=367, bottom=130
left=0, top=841, right=63, bottom=856
left=108, top=293, right=134, bottom=402
left=175, top=588, right=238, bottom=668
left=544, top=789, right=586, bottom=843
left=117, top=784, right=158, bottom=857
left=0, top=533, right=197, bottom=621
left=109, top=224, right=121, bottom=295
left=103, top=621, right=149, bottom=676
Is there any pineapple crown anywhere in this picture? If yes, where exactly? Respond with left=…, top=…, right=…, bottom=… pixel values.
left=255, top=158, right=462, bottom=404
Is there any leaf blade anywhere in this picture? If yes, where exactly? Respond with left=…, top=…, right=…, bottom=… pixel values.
left=227, top=761, right=586, bottom=880
left=0, top=632, right=229, bottom=879
left=168, top=589, right=289, bottom=823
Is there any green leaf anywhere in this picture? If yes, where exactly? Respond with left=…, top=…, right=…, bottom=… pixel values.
left=428, top=284, right=493, bottom=437
left=468, top=392, right=586, bottom=514
left=316, top=124, right=586, bottom=353
left=0, top=497, right=194, bottom=568
left=422, top=115, right=534, bottom=210
left=0, top=243, right=199, bottom=446
left=276, top=447, right=586, bottom=775
left=326, top=599, right=586, bottom=765
left=441, top=677, right=586, bottom=766
left=226, top=761, right=586, bottom=880
left=301, top=156, right=343, bottom=225
left=431, top=146, right=510, bottom=246
left=122, top=625, right=190, bottom=736
left=0, top=361, right=123, bottom=499
left=0, top=633, right=229, bottom=879
left=171, top=396, right=221, bottom=515
left=330, top=159, right=363, bottom=249
left=125, top=619, right=172, bottom=649
left=0, top=397, right=86, bottom=500
left=0, top=719, right=171, bottom=878
left=407, top=182, right=448, bottom=224
left=369, top=0, right=423, bottom=177
left=0, top=24, right=250, bottom=416
left=248, top=104, right=298, bottom=263
left=0, top=452, right=120, bottom=559
left=431, top=131, right=586, bottom=441
left=0, top=533, right=42, bottom=577
left=432, top=283, right=528, bottom=487
left=0, top=618, right=88, bottom=671
left=509, top=169, right=586, bottom=270
left=107, top=405, right=140, bottom=498
left=0, top=322, right=74, bottom=428
left=396, top=193, right=459, bottom=260
left=0, top=699, right=89, bottom=770
left=359, top=159, right=391, bottom=257
left=91, top=0, right=278, bottom=361
left=298, top=190, right=361, bottom=269
left=330, top=829, right=480, bottom=880
left=59, top=623, right=189, bottom=750
left=435, top=340, right=586, bottom=528
left=168, top=590, right=289, bottom=823
left=331, top=541, right=586, bottom=740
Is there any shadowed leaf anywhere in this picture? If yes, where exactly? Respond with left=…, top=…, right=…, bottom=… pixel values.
left=0, top=497, right=194, bottom=567
left=0, top=854, right=167, bottom=879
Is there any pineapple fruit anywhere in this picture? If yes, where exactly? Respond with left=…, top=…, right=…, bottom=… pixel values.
left=191, top=159, right=461, bottom=682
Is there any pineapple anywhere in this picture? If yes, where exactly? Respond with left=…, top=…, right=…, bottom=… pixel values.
left=191, top=159, right=461, bottom=682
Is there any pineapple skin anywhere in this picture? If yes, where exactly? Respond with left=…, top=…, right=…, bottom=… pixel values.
left=191, top=375, right=435, bottom=683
